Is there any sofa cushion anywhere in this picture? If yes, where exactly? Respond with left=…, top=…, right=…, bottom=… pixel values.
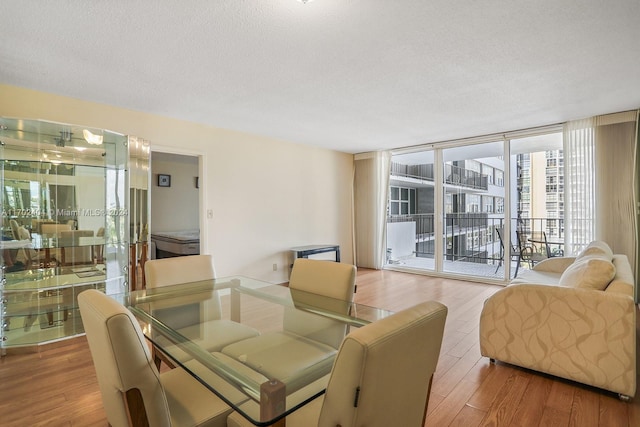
left=575, top=240, right=614, bottom=261
left=558, top=256, right=616, bottom=290
left=510, top=269, right=564, bottom=286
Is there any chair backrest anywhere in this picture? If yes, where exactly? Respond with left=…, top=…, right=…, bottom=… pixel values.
left=78, top=289, right=171, bottom=427
left=286, top=259, right=357, bottom=348
left=289, top=258, right=356, bottom=301
left=17, top=226, right=37, bottom=264
left=60, top=229, right=95, bottom=265
left=144, top=255, right=220, bottom=324
left=144, top=254, right=216, bottom=288
left=31, top=218, right=56, bottom=234
left=496, top=227, right=517, bottom=254
left=41, top=223, right=72, bottom=235
left=318, top=300, right=447, bottom=427
left=9, top=219, right=20, bottom=240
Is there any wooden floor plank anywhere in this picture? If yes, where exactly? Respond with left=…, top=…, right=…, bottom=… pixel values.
left=510, top=374, right=554, bottom=427
left=478, top=372, right=530, bottom=426
left=599, top=393, right=629, bottom=427
left=466, top=362, right=520, bottom=410
left=569, top=387, right=600, bottom=427
left=426, top=379, right=482, bottom=427
left=449, top=404, right=487, bottom=427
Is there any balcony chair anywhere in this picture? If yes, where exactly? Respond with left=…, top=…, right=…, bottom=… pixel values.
left=495, top=227, right=522, bottom=278
left=516, top=230, right=547, bottom=269
left=542, top=231, right=564, bottom=257
left=227, top=300, right=448, bottom=427
left=78, top=289, right=232, bottom=427
left=144, top=255, right=259, bottom=369
left=220, top=258, right=357, bottom=376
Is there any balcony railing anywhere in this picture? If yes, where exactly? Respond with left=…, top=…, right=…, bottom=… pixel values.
left=387, top=214, right=565, bottom=265
left=391, top=162, right=489, bottom=191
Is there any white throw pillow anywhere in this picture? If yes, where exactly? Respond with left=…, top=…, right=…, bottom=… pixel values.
left=558, top=256, right=616, bottom=290
left=575, top=241, right=613, bottom=262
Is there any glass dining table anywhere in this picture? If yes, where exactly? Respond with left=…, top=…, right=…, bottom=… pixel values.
left=115, top=276, right=392, bottom=426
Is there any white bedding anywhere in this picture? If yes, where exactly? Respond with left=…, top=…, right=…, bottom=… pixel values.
left=151, top=230, right=200, bottom=255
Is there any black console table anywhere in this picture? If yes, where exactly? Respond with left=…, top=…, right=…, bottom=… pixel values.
left=291, top=244, right=340, bottom=262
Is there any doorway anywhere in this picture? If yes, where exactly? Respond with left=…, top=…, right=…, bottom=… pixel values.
left=150, top=152, right=202, bottom=259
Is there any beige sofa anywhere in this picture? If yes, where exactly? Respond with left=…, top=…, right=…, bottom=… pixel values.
left=480, top=241, right=636, bottom=399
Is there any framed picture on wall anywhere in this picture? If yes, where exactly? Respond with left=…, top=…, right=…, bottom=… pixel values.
left=158, top=174, right=171, bottom=187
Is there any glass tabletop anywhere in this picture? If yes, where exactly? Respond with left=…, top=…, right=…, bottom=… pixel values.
left=118, top=276, right=391, bottom=426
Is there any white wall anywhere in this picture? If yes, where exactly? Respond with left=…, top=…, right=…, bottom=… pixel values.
left=151, top=152, right=199, bottom=233
left=0, top=84, right=354, bottom=283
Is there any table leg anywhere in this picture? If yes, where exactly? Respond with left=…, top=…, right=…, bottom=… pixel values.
left=260, top=379, right=286, bottom=426
left=129, top=244, right=137, bottom=291
left=230, top=288, right=241, bottom=323
left=139, top=242, right=148, bottom=289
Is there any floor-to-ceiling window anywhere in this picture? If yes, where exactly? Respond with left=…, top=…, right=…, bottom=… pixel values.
left=385, top=127, right=566, bottom=281
left=510, top=132, right=565, bottom=262
left=441, top=141, right=506, bottom=279
left=386, top=151, right=435, bottom=271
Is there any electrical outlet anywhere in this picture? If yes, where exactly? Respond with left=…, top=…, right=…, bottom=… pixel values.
left=207, top=209, right=214, bottom=219
left=272, top=263, right=278, bottom=271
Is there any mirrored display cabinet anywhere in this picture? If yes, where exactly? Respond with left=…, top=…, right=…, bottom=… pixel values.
left=0, top=117, right=150, bottom=352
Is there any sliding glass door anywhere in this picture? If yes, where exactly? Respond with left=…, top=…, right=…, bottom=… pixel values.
left=441, top=141, right=506, bottom=279
left=385, top=128, right=569, bottom=281
left=386, top=151, right=435, bottom=271
left=509, top=132, right=565, bottom=261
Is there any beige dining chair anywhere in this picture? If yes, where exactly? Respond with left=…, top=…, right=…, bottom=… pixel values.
left=227, top=300, right=448, bottom=427
left=288, top=258, right=357, bottom=300
left=17, top=226, right=47, bottom=268
left=220, top=259, right=358, bottom=394
left=144, top=254, right=218, bottom=287
left=60, top=229, right=95, bottom=266
left=286, top=258, right=357, bottom=348
left=40, top=223, right=72, bottom=265
left=40, top=223, right=72, bottom=235
left=94, top=226, right=105, bottom=263
left=144, top=255, right=260, bottom=369
left=78, top=289, right=232, bottom=427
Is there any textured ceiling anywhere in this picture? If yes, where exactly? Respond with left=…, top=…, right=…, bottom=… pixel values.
left=2, top=1, right=639, bottom=154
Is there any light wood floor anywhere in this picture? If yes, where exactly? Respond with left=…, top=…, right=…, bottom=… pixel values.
left=0, top=268, right=638, bottom=426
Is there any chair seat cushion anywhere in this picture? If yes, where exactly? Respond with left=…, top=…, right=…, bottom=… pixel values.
left=160, top=358, right=232, bottom=427
left=179, top=319, right=260, bottom=351
left=221, top=332, right=337, bottom=392
left=154, top=319, right=260, bottom=363
left=183, top=353, right=270, bottom=407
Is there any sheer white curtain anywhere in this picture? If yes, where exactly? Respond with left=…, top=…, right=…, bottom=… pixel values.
left=353, top=151, right=391, bottom=269
left=564, top=110, right=639, bottom=280
left=594, top=110, right=638, bottom=278
left=563, top=118, right=596, bottom=255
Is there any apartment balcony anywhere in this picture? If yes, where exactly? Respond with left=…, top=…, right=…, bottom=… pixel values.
left=390, top=162, right=489, bottom=191
left=387, top=214, right=565, bottom=278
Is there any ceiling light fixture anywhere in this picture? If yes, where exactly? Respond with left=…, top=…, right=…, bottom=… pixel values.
left=83, top=129, right=103, bottom=145
left=297, top=0, right=314, bottom=3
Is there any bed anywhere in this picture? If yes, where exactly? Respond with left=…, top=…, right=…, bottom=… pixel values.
left=151, top=230, right=200, bottom=258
